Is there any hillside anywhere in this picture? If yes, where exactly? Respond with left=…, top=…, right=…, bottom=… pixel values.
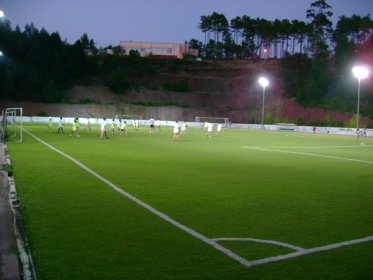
left=1, top=59, right=371, bottom=126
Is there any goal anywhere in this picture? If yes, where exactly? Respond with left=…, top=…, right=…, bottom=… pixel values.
left=114, top=114, right=143, bottom=120
left=275, top=123, right=298, bottom=132
left=195, top=116, right=230, bottom=128
left=2, top=107, right=23, bottom=142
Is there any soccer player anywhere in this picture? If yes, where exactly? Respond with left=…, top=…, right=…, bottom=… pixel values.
left=120, top=121, right=128, bottom=136
left=100, top=118, right=109, bottom=140
left=155, top=119, right=161, bottom=131
left=173, top=121, right=181, bottom=142
left=76, top=118, right=80, bottom=132
left=207, top=123, right=213, bottom=137
left=181, top=122, right=187, bottom=134
left=363, top=128, right=367, bottom=137
left=110, top=119, right=116, bottom=133
left=217, top=123, right=222, bottom=135
left=57, top=117, right=63, bottom=133
left=133, top=119, right=139, bottom=131
left=70, top=118, right=80, bottom=137
left=149, top=117, right=155, bottom=133
left=203, top=122, right=208, bottom=130
left=85, top=117, right=91, bottom=131
left=48, top=117, right=53, bottom=130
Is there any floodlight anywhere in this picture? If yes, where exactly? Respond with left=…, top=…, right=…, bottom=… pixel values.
left=258, top=77, right=269, bottom=87
left=0, top=10, right=4, bottom=18
left=352, top=65, right=369, bottom=137
left=352, top=66, right=369, bottom=80
left=258, top=77, right=269, bottom=129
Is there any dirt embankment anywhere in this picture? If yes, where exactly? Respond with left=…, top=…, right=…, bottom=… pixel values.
left=1, top=60, right=367, bottom=124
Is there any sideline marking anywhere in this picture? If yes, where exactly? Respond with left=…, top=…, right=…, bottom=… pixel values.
left=212, top=237, right=305, bottom=251
left=21, top=128, right=373, bottom=268
left=242, top=146, right=373, bottom=165
left=245, top=144, right=372, bottom=149
left=22, top=128, right=252, bottom=267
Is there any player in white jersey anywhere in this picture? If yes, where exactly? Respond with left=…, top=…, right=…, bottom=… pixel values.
left=207, top=123, right=213, bottom=137
left=155, top=120, right=161, bottom=131
left=100, top=118, right=109, bottom=140
left=181, top=122, right=187, bottom=134
left=133, top=120, right=139, bottom=131
left=173, top=121, right=181, bottom=142
left=57, top=117, right=64, bottom=133
left=85, top=117, right=91, bottom=131
left=217, top=123, right=222, bottom=135
left=203, top=122, right=208, bottom=130
left=149, top=117, right=155, bottom=133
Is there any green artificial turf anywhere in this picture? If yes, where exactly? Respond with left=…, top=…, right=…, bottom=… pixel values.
left=6, top=123, right=373, bottom=279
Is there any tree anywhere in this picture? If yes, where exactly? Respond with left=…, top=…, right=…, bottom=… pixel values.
left=199, top=15, right=212, bottom=45
left=306, top=0, right=333, bottom=56
left=201, top=12, right=230, bottom=58
left=281, top=53, right=313, bottom=103
left=188, top=39, right=204, bottom=56
left=112, top=45, right=122, bottom=56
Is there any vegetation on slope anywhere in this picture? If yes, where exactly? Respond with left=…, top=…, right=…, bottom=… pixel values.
left=0, top=0, right=372, bottom=119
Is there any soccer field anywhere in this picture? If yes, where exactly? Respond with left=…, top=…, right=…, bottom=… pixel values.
left=6, top=123, right=373, bottom=280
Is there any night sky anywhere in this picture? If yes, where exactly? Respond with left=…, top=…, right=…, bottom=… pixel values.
left=1, top=0, right=372, bottom=47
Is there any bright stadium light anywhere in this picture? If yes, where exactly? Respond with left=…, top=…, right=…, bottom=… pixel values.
left=0, top=10, right=4, bottom=18
left=352, top=66, right=369, bottom=136
left=0, top=51, right=3, bottom=56
left=258, top=77, right=269, bottom=130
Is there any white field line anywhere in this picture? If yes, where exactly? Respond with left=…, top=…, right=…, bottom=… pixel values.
left=212, top=237, right=305, bottom=251
left=245, top=236, right=373, bottom=267
left=22, top=128, right=252, bottom=267
left=242, top=146, right=373, bottom=165
left=245, top=144, right=373, bottom=149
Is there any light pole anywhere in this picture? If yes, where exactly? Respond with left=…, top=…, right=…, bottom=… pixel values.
left=0, top=10, right=4, bottom=59
left=352, top=66, right=369, bottom=136
left=258, top=77, right=269, bottom=130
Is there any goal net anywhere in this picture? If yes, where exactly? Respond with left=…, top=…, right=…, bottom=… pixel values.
left=195, top=116, right=229, bottom=128
left=275, top=123, right=298, bottom=132
left=3, top=107, right=23, bottom=142
left=115, top=114, right=143, bottom=120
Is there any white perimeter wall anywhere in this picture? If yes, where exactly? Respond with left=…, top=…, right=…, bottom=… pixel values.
left=6, top=116, right=373, bottom=137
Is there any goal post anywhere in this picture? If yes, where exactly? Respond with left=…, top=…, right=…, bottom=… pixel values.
left=4, top=107, right=23, bottom=142
left=195, top=116, right=229, bottom=128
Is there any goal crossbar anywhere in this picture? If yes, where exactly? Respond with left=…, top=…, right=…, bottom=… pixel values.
left=115, top=114, right=143, bottom=120
left=195, top=116, right=229, bottom=128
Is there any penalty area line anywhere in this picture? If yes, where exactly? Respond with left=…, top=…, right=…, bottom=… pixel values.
left=22, top=128, right=252, bottom=268
left=246, top=236, right=373, bottom=267
left=242, top=146, right=373, bottom=165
